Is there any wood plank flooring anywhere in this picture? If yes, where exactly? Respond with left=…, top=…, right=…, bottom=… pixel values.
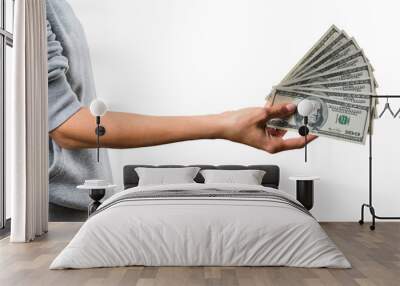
left=0, top=222, right=399, bottom=286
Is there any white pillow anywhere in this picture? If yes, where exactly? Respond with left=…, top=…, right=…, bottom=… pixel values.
left=200, top=169, right=266, bottom=185
left=135, top=167, right=201, bottom=186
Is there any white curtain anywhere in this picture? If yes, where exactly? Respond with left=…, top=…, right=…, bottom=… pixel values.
left=9, top=0, right=48, bottom=242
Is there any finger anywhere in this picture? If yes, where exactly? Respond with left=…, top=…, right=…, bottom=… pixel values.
left=266, top=103, right=297, bottom=119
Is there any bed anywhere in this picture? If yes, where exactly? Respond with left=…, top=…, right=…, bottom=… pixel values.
left=50, top=165, right=350, bottom=269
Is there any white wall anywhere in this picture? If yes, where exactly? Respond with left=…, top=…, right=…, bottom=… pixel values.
left=68, top=0, right=400, bottom=221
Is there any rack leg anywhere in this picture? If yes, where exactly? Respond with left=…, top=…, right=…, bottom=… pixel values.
left=359, top=204, right=366, bottom=225
left=369, top=206, right=376, bottom=231
left=358, top=203, right=377, bottom=230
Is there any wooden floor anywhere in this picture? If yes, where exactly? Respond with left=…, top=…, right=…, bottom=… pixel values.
left=0, top=222, right=399, bottom=286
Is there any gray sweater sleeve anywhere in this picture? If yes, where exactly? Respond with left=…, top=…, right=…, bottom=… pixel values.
left=47, top=20, right=82, bottom=132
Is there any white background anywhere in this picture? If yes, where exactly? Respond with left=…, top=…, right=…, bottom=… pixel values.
left=67, top=0, right=400, bottom=221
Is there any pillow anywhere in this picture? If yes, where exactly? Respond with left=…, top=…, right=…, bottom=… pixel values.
left=135, top=167, right=201, bottom=186
left=200, top=169, right=266, bottom=185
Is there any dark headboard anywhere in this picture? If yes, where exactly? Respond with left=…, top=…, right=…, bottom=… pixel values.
left=123, top=165, right=280, bottom=189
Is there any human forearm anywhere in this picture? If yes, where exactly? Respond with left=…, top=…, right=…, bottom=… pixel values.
left=50, top=107, right=226, bottom=149
left=50, top=103, right=317, bottom=153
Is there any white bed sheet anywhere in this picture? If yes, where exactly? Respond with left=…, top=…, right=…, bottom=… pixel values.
left=50, top=183, right=350, bottom=269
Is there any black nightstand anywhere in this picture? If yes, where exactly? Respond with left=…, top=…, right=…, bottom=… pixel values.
left=289, top=176, right=320, bottom=210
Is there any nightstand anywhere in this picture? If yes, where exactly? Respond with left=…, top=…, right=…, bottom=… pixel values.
left=289, top=176, right=320, bottom=210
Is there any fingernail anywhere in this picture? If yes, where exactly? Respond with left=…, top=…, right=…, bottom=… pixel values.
left=286, top=103, right=296, bottom=112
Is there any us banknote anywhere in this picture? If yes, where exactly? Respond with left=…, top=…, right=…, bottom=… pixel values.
left=280, top=64, right=375, bottom=87
left=280, top=25, right=341, bottom=82
left=266, top=26, right=378, bottom=143
left=267, top=89, right=370, bottom=143
left=293, top=37, right=361, bottom=78
left=289, top=31, right=350, bottom=78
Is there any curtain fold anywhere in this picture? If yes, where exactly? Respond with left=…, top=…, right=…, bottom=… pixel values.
left=10, top=0, right=48, bottom=242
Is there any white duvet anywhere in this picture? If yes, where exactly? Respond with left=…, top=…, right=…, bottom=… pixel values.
left=50, top=183, right=350, bottom=269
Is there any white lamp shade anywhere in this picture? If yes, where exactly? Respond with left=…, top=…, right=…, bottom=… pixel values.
left=90, top=99, right=108, bottom=117
left=297, top=99, right=315, bottom=117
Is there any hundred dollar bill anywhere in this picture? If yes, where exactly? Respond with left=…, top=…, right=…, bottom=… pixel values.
left=293, top=38, right=378, bottom=89
left=279, top=25, right=341, bottom=84
left=281, top=65, right=379, bottom=117
left=284, top=78, right=378, bottom=111
left=285, top=78, right=375, bottom=94
left=299, top=50, right=369, bottom=79
left=280, top=64, right=374, bottom=87
left=276, top=86, right=377, bottom=133
left=266, top=26, right=345, bottom=102
left=294, top=38, right=360, bottom=78
left=279, top=66, right=378, bottom=122
left=351, top=37, right=375, bottom=72
left=267, top=73, right=377, bottom=111
left=279, top=87, right=371, bottom=107
left=289, top=31, right=349, bottom=78
left=295, top=43, right=379, bottom=91
left=287, top=77, right=379, bottom=121
left=267, top=89, right=370, bottom=144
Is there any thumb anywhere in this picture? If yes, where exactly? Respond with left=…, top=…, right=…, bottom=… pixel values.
left=266, top=103, right=297, bottom=119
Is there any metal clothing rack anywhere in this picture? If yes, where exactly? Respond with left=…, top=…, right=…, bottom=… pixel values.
left=359, top=95, right=400, bottom=230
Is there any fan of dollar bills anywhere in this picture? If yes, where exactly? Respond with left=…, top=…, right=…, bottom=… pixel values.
left=266, top=25, right=377, bottom=144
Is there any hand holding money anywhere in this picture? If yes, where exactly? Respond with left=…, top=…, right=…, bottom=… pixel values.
left=221, top=103, right=317, bottom=154
left=266, top=25, right=377, bottom=144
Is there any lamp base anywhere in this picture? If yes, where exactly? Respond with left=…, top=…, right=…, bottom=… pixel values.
left=88, top=188, right=106, bottom=216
